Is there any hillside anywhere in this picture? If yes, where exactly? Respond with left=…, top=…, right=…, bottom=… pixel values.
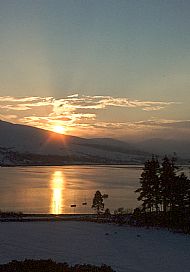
left=0, top=120, right=149, bottom=165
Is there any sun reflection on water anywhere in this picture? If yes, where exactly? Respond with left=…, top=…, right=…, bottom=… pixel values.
left=51, top=171, right=64, bottom=214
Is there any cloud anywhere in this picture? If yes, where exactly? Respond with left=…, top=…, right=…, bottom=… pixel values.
left=0, top=96, right=52, bottom=103
left=0, top=104, right=32, bottom=111
left=0, top=95, right=176, bottom=112
left=134, top=119, right=190, bottom=129
left=0, top=94, right=183, bottom=138
left=142, top=106, right=165, bottom=111
left=0, top=96, right=53, bottom=111
left=0, top=114, right=17, bottom=121
left=54, top=95, right=176, bottom=112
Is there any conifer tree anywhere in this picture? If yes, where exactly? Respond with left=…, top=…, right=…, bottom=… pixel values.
left=92, top=191, right=104, bottom=215
left=135, top=156, right=160, bottom=212
left=160, top=156, right=177, bottom=213
left=173, top=172, right=190, bottom=212
left=135, top=155, right=190, bottom=231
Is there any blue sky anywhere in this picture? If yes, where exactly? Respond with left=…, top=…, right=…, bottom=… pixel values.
left=0, top=0, right=190, bottom=140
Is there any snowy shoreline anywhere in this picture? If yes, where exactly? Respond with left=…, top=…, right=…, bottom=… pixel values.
left=0, top=214, right=98, bottom=222
left=1, top=221, right=190, bottom=272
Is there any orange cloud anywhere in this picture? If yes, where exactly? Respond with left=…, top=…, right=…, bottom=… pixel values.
left=0, top=95, right=184, bottom=139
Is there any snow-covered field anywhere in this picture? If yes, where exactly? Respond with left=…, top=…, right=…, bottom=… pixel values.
left=0, top=221, right=190, bottom=272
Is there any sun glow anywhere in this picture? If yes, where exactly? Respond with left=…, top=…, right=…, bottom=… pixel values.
left=53, top=125, right=65, bottom=134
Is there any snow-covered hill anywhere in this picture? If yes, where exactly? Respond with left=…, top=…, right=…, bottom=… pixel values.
left=0, top=120, right=149, bottom=165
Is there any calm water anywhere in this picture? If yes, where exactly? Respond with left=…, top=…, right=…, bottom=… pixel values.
left=0, top=165, right=189, bottom=214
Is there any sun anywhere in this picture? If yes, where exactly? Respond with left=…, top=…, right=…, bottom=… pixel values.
left=53, top=125, right=65, bottom=134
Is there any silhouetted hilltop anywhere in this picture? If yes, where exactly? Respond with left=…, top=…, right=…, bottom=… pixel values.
left=0, top=120, right=149, bottom=165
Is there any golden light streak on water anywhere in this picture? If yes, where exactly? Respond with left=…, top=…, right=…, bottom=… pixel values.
left=51, top=170, right=64, bottom=214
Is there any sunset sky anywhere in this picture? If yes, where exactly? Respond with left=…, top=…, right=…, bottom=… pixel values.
left=0, top=0, right=190, bottom=141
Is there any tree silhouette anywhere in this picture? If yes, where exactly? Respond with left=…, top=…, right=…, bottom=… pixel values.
left=92, top=191, right=104, bottom=215
left=135, top=155, right=190, bottom=232
left=160, top=156, right=177, bottom=213
left=172, top=172, right=190, bottom=212
left=135, top=156, right=160, bottom=212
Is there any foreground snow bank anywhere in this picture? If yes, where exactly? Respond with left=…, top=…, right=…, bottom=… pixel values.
left=0, top=221, right=190, bottom=272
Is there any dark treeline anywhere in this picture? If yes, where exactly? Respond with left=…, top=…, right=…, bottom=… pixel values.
left=133, top=156, right=190, bottom=233
left=0, top=259, right=115, bottom=272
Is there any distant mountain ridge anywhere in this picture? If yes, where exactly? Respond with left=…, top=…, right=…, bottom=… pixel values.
left=0, top=120, right=149, bottom=165
left=135, top=138, right=190, bottom=160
